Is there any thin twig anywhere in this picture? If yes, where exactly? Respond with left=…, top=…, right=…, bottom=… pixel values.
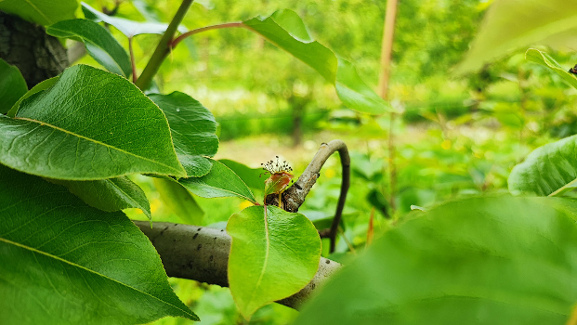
left=171, top=22, right=244, bottom=48
left=265, top=140, right=350, bottom=253
left=135, top=0, right=194, bottom=90
left=128, top=37, right=137, bottom=83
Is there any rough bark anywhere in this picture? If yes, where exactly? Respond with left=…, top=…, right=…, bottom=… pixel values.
left=0, top=11, right=68, bottom=88
left=134, top=221, right=342, bottom=310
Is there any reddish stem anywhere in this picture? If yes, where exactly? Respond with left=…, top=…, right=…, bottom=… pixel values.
left=171, top=22, right=244, bottom=48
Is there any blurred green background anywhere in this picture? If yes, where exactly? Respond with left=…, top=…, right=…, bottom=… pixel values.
left=79, top=0, right=577, bottom=323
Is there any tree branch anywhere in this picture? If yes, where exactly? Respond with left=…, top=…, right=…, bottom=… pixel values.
left=134, top=221, right=341, bottom=310
left=265, top=139, right=350, bottom=252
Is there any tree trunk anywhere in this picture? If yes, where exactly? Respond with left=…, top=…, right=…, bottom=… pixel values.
left=0, top=11, right=68, bottom=88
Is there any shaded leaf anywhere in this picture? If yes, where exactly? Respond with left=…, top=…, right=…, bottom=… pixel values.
left=526, top=48, right=577, bottom=89
left=219, top=159, right=265, bottom=191
left=49, top=176, right=151, bottom=219
left=0, top=164, right=198, bottom=323
left=296, top=196, right=577, bottom=325
left=0, top=64, right=186, bottom=180
left=47, top=19, right=132, bottom=77
left=0, top=0, right=77, bottom=26
left=82, top=2, right=182, bottom=37
left=154, top=177, right=204, bottom=225
left=509, top=135, right=577, bottom=196
left=227, top=205, right=321, bottom=318
left=456, top=0, right=577, bottom=73
left=0, top=58, right=27, bottom=114
left=179, top=160, right=257, bottom=203
left=7, top=77, right=59, bottom=117
left=149, top=92, right=218, bottom=177
left=243, top=9, right=390, bottom=115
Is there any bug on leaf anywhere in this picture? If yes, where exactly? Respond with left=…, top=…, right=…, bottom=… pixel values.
left=261, top=156, right=294, bottom=208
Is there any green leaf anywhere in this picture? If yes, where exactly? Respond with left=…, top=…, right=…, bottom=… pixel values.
left=82, top=2, right=179, bottom=37
left=0, top=0, right=77, bottom=26
left=0, top=58, right=27, bottom=114
left=296, top=196, right=577, bottom=325
left=47, top=19, right=132, bottom=78
left=179, top=160, right=257, bottom=203
left=149, top=92, right=219, bottom=177
left=526, top=48, right=577, bottom=89
left=227, top=205, right=321, bottom=319
left=509, top=135, right=577, bottom=196
left=7, top=76, right=59, bottom=117
left=48, top=176, right=152, bottom=219
left=153, top=177, right=204, bottom=225
left=243, top=9, right=390, bottom=115
left=0, top=164, right=198, bottom=323
left=219, top=159, right=265, bottom=191
left=0, top=64, right=186, bottom=180
left=456, top=0, right=577, bottom=73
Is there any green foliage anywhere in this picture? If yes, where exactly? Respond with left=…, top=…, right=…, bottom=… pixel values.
left=0, top=165, right=198, bottom=323
left=0, top=0, right=77, bottom=25
left=525, top=48, right=577, bottom=89
left=296, top=196, right=577, bottom=324
left=457, top=0, right=577, bottom=73
left=227, top=205, right=321, bottom=319
left=0, top=58, right=27, bottom=114
left=509, top=135, right=577, bottom=196
left=149, top=92, right=218, bottom=177
left=153, top=177, right=205, bottom=225
left=180, top=160, right=257, bottom=203
left=47, top=19, right=132, bottom=77
left=0, top=64, right=186, bottom=179
left=243, top=9, right=390, bottom=115
left=49, top=176, right=152, bottom=219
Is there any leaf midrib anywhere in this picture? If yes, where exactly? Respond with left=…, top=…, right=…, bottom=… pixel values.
left=14, top=116, right=184, bottom=176
left=0, top=236, right=196, bottom=318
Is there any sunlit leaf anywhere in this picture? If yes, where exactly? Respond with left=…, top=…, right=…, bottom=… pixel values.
left=179, top=160, right=257, bottom=203
left=296, top=196, right=577, bottom=324
left=0, top=164, right=198, bottom=323
left=82, top=2, right=181, bottom=37
left=47, top=19, right=132, bottom=77
left=525, top=48, right=577, bottom=89
left=456, top=0, right=577, bottom=73
left=243, top=9, right=390, bottom=115
left=509, top=135, right=577, bottom=196
left=0, top=58, right=27, bottom=114
left=219, top=159, right=265, bottom=191
left=149, top=92, right=218, bottom=178
left=154, top=177, right=204, bottom=225
left=0, top=64, right=186, bottom=180
left=227, top=205, right=321, bottom=319
left=0, top=0, right=77, bottom=26
left=49, top=176, right=152, bottom=219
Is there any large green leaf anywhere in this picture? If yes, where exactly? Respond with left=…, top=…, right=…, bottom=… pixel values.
left=456, top=0, right=577, bottom=73
left=0, top=58, right=27, bottom=114
left=179, top=160, right=257, bottom=203
left=509, top=135, right=577, bottom=196
left=154, top=177, right=204, bottom=225
left=82, top=2, right=179, bottom=38
left=7, top=77, right=59, bottom=117
left=149, top=92, right=218, bottom=177
left=0, top=64, right=186, bottom=180
left=243, top=9, right=390, bottom=115
left=47, top=19, right=132, bottom=78
left=0, top=0, right=77, bottom=26
left=49, top=177, right=152, bottom=219
left=525, top=48, right=577, bottom=89
left=227, top=205, right=321, bottom=319
left=296, top=196, right=577, bottom=324
left=0, top=164, right=198, bottom=323
left=219, top=159, right=265, bottom=191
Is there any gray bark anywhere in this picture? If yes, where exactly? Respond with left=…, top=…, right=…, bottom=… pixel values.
left=134, top=221, right=342, bottom=310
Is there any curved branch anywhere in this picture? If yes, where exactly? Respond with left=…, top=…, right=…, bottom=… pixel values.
left=133, top=221, right=341, bottom=310
left=171, top=22, right=244, bottom=48
left=265, top=139, right=350, bottom=252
